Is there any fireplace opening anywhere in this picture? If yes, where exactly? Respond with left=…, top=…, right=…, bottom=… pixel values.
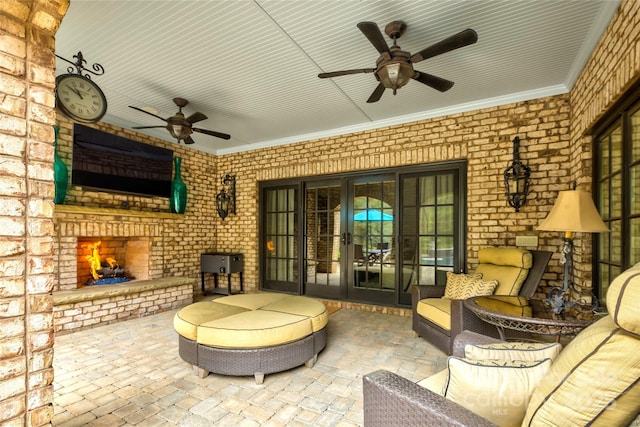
left=77, top=237, right=150, bottom=287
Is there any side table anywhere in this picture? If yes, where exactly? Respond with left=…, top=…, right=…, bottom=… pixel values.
left=464, top=296, right=600, bottom=342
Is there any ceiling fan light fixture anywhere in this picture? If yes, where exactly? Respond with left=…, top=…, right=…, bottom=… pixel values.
left=169, top=123, right=190, bottom=140
left=377, top=62, right=413, bottom=93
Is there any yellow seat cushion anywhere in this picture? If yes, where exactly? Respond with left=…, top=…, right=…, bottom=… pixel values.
left=416, top=298, right=452, bottom=331
left=261, top=295, right=328, bottom=332
left=197, top=310, right=312, bottom=349
left=213, top=293, right=287, bottom=310
left=523, top=316, right=640, bottom=426
left=474, top=295, right=533, bottom=317
left=417, top=368, right=449, bottom=396
left=474, top=247, right=532, bottom=296
left=173, top=301, right=249, bottom=340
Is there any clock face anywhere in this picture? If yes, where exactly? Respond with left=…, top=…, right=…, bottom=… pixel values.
left=55, top=74, right=107, bottom=123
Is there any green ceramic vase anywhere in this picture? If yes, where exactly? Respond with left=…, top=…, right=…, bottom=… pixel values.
left=170, top=157, right=187, bottom=213
left=53, top=126, right=68, bottom=204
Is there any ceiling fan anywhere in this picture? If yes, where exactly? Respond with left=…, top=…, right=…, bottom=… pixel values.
left=129, top=97, right=231, bottom=144
left=318, top=21, right=478, bottom=103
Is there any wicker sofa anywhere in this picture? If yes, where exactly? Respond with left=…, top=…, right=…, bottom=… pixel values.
left=364, top=264, right=640, bottom=427
left=412, top=248, right=552, bottom=354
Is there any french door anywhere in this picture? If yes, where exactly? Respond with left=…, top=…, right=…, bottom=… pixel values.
left=260, top=161, right=466, bottom=307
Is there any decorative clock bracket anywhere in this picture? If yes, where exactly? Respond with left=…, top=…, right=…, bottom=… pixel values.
left=55, top=51, right=105, bottom=79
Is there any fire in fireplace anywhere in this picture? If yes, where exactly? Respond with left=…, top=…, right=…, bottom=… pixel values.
left=84, top=241, right=134, bottom=285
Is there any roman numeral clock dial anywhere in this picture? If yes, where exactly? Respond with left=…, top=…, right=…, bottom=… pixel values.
left=55, top=74, right=107, bottom=123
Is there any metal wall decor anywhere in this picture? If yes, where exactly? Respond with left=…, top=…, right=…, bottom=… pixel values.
left=56, top=51, right=105, bottom=78
left=503, top=136, right=531, bottom=212
left=216, top=174, right=236, bottom=220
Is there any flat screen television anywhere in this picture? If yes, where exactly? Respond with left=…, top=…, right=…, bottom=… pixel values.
left=71, top=123, right=174, bottom=197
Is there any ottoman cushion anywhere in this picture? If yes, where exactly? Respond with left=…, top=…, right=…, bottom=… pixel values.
left=197, top=310, right=312, bottom=349
left=173, top=301, right=249, bottom=340
left=261, top=295, right=329, bottom=332
left=213, top=293, right=286, bottom=310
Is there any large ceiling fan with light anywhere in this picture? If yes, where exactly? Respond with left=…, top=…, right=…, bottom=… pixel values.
left=318, top=21, right=478, bottom=103
left=129, top=97, right=230, bottom=144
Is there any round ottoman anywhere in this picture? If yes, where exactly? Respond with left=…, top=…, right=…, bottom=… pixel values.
left=173, top=293, right=328, bottom=384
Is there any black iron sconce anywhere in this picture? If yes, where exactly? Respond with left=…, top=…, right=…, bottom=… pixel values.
left=503, top=136, right=531, bottom=212
left=216, top=174, right=236, bottom=220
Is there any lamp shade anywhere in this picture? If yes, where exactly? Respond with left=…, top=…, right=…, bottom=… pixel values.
left=537, top=190, right=609, bottom=233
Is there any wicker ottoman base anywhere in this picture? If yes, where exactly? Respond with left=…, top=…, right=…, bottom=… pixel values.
left=178, top=328, right=327, bottom=384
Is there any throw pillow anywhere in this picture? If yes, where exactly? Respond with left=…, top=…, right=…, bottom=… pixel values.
left=444, top=357, right=552, bottom=427
left=464, top=342, right=562, bottom=362
left=444, top=271, right=498, bottom=299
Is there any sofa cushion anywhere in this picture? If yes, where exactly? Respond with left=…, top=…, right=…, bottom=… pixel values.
left=464, top=341, right=562, bottom=362
left=523, top=315, right=640, bottom=426
left=444, top=272, right=497, bottom=299
left=260, top=295, right=329, bottom=332
left=197, top=309, right=313, bottom=349
left=606, top=264, right=640, bottom=335
left=417, top=368, right=449, bottom=396
left=444, top=357, right=552, bottom=427
left=416, top=298, right=452, bottom=331
left=474, top=247, right=531, bottom=295
left=172, top=301, right=249, bottom=341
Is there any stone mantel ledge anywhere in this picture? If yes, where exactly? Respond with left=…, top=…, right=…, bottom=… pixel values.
left=53, top=277, right=195, bottom=306
left=54, top=204, right=183, bottom=219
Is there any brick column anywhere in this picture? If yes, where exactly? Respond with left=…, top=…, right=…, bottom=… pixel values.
left=0, top=1, right=68, bottom=425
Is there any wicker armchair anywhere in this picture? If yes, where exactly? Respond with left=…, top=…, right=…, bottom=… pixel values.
left=411, top=249, right=552, bottom=354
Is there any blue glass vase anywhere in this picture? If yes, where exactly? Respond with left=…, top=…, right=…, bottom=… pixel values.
left=170, top=157, right=187, bottom=213
left=53, top=125, right=68, bottom=204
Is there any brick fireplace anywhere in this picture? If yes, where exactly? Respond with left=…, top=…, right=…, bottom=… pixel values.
left=53, top=205, right=195, bottom=333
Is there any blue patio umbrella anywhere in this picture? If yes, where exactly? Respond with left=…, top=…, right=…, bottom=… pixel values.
left=353, top=209, right=393, bottom=221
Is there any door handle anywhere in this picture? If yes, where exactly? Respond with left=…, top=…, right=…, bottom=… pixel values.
left=341, top=233, right=347, bottom=245
left=347, top=232, right=352, bottom=244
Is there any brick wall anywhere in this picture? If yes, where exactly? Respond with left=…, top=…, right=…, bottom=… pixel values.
left=0, top=1, right=67, bottom=425
left=53, top=116, right=224, bottom=294
left=216, top=94, right=572, bottom=300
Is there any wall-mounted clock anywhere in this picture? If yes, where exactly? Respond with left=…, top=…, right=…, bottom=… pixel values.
left=55, top=73, right=107, bottom=123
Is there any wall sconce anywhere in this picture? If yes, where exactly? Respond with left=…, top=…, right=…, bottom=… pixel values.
left=537, top=186, right=609, bottom=314
left=216, top=174, right=236, bottom=220
left=503, top=136, right=531, bottom=212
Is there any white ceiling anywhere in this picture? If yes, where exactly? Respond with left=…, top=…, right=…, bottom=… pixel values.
left=55, top=1, right=620, bottom=155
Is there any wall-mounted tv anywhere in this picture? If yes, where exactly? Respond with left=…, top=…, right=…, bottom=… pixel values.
left=71, top=123, right=174, bottom=198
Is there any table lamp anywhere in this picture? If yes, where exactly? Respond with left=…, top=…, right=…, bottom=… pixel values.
left=537, top=189, right=609, bottom=314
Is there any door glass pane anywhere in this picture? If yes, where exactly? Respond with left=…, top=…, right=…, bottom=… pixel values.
left=630, top=218, right=640, bottom=265
left=305, top=184, right=341, bottom=287
left=264, top=188, right=297, bottom=286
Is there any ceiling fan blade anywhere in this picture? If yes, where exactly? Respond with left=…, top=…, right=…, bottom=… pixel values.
left=193, top=127, right=231, bottom=140
left=357, top=21, right=390, bottom=55
left=132, top=125, right=167, bottom=129
left=128, top=105, right=168, bottom=122
left=318, top=68, right=376, bottom=78
left=411, top=28, right=478, bottom=63
left=186, top=112, right=208, bottom=124
left=413, top=71, right=455, bottom=92
left=366, top=83, right=386, bottom=103
left=183, top=136, right=196, bottom=145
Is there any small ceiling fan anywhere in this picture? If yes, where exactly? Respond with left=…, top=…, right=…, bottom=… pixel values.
left=318, top=21, right=478, bottom=103
left=129, top=97, right=230, bottom=144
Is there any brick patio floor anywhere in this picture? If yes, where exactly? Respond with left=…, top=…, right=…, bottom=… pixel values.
left=53, top=307, right=446, bottom=426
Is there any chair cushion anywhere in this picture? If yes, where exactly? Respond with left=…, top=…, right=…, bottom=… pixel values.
left=444, top=272, right=498, bottom=299
left=416, top=298, right=452, bottom=331
left=464, top=341, right=562, bottom=362
left=417, top=368, right=449, bottom=396
left=444, top=357, right=552, bottom=427
left=523, top=315, right=640, bottom=426
left=474, top=247, right=532, bottom=295
left=474, top=295, right=533, bottom=317
left=606, top=264, right=640, bottom=335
